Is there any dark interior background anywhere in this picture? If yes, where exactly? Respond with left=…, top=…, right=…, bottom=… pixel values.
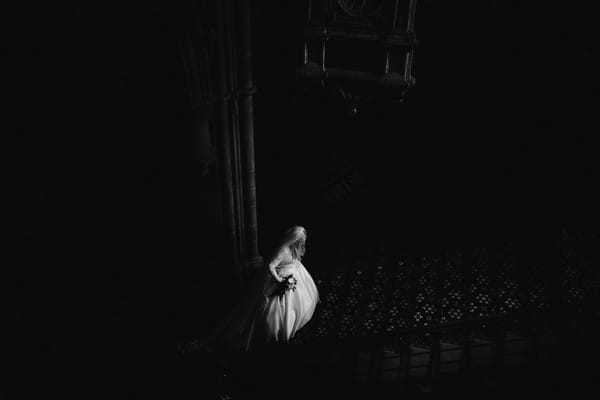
left=9, top=0, right=599, bottom=396
left=252, top=1, right=600, bottom=251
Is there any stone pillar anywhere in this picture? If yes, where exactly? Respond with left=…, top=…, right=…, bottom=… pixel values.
left=215, top=0, right=241, bottom=268
left=238, top=0, right=263, bottom=270
left=185, top=0, right=263, bottom=273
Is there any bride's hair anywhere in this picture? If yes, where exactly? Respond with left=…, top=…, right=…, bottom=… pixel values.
left=282, top=225, right=307, bottom=260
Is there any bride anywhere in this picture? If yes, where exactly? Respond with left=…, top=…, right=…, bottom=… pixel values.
left=187, top=226, right=319, bottom=352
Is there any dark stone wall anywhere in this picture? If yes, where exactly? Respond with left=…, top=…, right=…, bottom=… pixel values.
left=10, top=3, right=218, bottom=396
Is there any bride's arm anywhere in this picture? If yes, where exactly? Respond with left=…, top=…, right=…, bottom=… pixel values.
left=268, top=250, right=285, bottom=283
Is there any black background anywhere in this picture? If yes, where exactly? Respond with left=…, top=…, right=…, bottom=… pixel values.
left=9, top=0, right=599, bottom=397
left=252, top=1, right=600, bottom=249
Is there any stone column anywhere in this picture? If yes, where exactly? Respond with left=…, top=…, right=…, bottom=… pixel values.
left=215, top=0, right=240, bottom=268
left=238, top=0, right=263, bottom=270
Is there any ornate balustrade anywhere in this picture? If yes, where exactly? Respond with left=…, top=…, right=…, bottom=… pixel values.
left=289, top=233, right=598, bottom=383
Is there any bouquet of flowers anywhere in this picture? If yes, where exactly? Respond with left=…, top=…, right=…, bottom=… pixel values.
left=284, top=275, right=298, bottom=292
left=276, top=275, right=298, bottom=296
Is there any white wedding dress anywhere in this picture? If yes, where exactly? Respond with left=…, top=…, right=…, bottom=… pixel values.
left=207, top=248, right=319, bottom=352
